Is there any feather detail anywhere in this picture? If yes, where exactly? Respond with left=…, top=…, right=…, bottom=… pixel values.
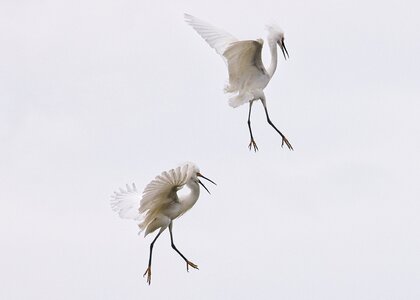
left=110, top=183, right=142, bottom=221
left=110, top=163, right=199, bottom=236
left=185, top=14, right=237, bottom=59
left=223, top=40, right=267, bottom=96
left=139, top=163, right=194, bottom=234
left=228, top=92, right=254, bottom=108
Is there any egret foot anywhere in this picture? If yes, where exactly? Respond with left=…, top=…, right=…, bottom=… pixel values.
left=143, top=266, right=152, bottom=285
left=248, top=139, right=259, bottom=152
left=186, top=261, right=199, bottom=272
left=281, top=136, right=293, bottom=151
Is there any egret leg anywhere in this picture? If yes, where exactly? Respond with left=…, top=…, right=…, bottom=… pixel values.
left=169, top=222, right=199, bottom=272
left=261, top=99, right=293, bottom=150
left=143, top=229, right=164, bottom=285
left=247, top=101, right=258, bottom=152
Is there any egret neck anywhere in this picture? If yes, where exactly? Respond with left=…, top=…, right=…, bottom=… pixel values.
left=267, top=39, right=278, bottom=78
left=180, top=179, right=200, bottom=212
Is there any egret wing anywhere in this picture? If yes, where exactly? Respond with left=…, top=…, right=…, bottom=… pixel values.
left=140, top=164, right=191, bottom=213
left=110, top=183, right=141, bottom=221
left=110, top=164, right=194, bottom=235
left=185, top=14, right=238, bottom=57
left=223, top=40, right=267, bottom=93
left=138, top=164, right=193, bottom=232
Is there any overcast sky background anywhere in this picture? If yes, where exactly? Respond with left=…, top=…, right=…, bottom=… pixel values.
left=1, top=0, right=420, bottom=299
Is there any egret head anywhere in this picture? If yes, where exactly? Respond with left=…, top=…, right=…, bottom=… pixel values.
left=182, top=162, right=216, bottom=194
left=266, top=24, right=289, bottom=60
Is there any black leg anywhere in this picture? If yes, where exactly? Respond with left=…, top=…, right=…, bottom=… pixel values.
left=143, top=229, right=164, bottom=285
left=169, top=222, right=199, bottom=272
left=247, top=101, right=258, bottom=152
left=262, top=101, right=293, bottom=150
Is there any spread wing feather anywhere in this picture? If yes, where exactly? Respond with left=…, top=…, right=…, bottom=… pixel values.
left=110, top=164, right=193, bottom=233
left=185, top=14, right=237, bottom=58
left=110, top=183, right=142, bottom=221
left=139, top=164, right=191, bottom=232
left=140, top=164, right=189, bottom=214
left=185, top=14, right=267, bottom=102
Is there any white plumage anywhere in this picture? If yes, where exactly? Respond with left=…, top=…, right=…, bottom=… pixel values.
left=110, top=183, right=141, bottom=221
left=185, top=14, right=293, bottom=151
left=223, top=39, right=269, bottom=107
left=111, top=162, right=216, bottom=284
left=184, top=14, right=237, bottom=57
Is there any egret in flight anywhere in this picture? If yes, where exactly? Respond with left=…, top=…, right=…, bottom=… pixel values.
left=185, top=14, right=293, bottom=151
left=110, top=162, right=216, bottom=285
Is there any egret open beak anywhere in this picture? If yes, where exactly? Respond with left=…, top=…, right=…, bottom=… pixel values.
left=197, top=172, right=216, bottom=194
left=278, top=39, right=289, bottom=60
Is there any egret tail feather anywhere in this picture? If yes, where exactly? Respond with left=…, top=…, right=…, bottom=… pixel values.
left=228, top=93, right=253, bottom=108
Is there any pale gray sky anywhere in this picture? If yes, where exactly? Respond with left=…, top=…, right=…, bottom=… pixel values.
left=1, top=0, right=419, bottom=299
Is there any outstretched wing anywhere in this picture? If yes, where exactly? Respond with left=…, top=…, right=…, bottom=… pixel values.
left=223, top=40, right=267, bottom=93
left=185, top=14, right=238, bottom=57
left=110, top=183, right=142, bottom=221
left=110, top=164, right=194, bottom=235
left=138, top=164, right=193, bottom=233
left=140, top=164, right=191, bottom=214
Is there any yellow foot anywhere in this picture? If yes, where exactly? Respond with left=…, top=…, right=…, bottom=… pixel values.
left=186, top=261, right=199, bottom=272
left=248, top=139, right=259, bottom=152
left=281, top=136, right=293, bottom=151
left=143, top=266, right=152, bottom=285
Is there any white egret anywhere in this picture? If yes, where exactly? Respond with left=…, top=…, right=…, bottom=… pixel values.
left=110, top=162, right=216, bottom=285
left=185, top=14, right=293, bottom=151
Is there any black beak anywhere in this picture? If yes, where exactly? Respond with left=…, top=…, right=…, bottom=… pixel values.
left=279, top=40, right=289, bottom=60
left=197, top=172, right=216, bottom=195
